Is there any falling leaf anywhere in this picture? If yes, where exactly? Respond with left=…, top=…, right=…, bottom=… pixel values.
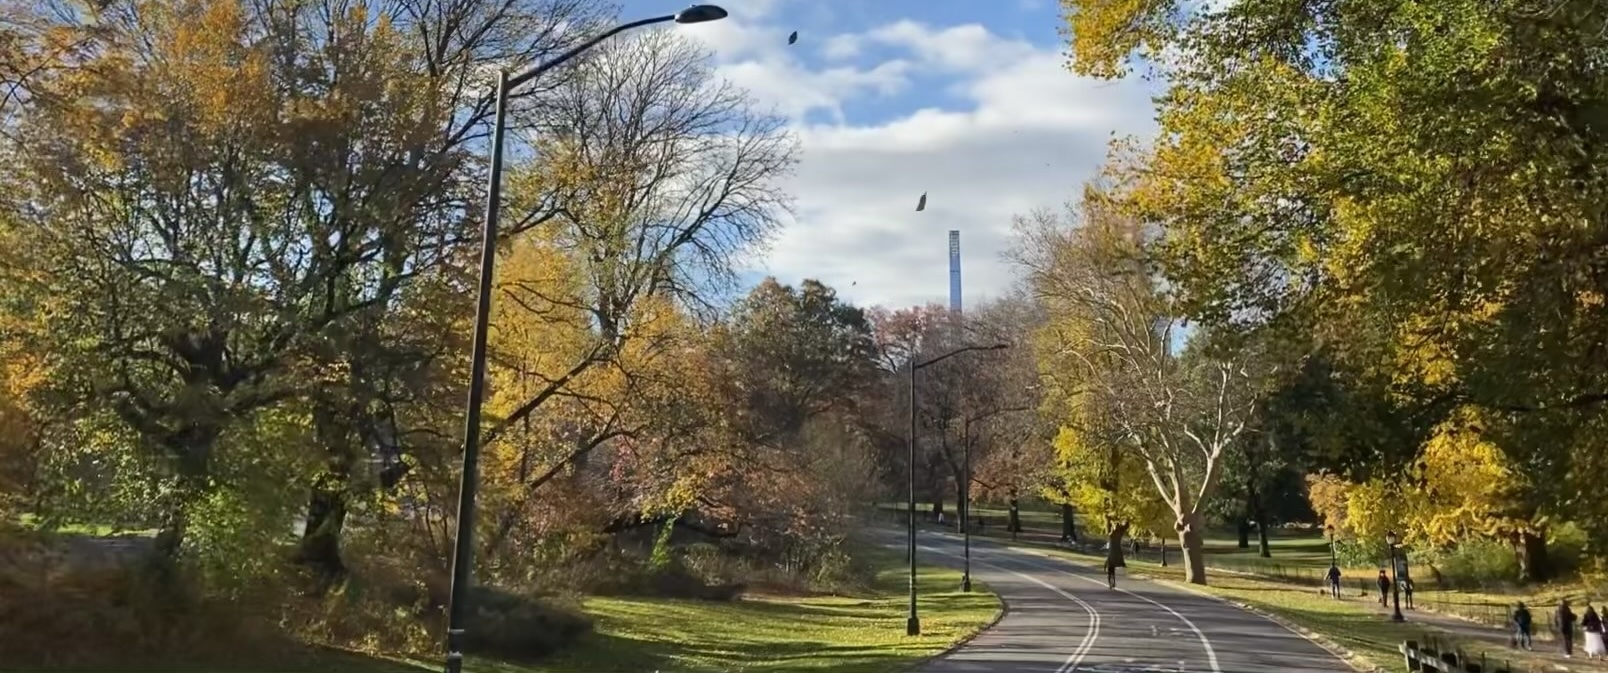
left=788, top=30, right=798, bottom=45
left=915, top=192, right=927, bottom=211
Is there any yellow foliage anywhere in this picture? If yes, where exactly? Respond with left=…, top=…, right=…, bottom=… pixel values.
left=1046, top=423, right=1171, bottom=539
left=1342, top=478, right=1406, bottom=544
left=1305, top=473, right=1349, bottom=531
left=1404, top=406, right=1520, bottom=545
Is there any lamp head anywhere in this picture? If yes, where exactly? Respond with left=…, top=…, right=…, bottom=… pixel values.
left=674, top=4, right=728, bottom=23
left=1385, top=530, right=1399, bottom=546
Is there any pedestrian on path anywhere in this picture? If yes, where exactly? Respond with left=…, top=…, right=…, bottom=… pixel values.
left=1583, top=604, right=1605, bottom=659
left=1402, top=577, right=1415, bottom=609
left=1557, top=599, right=1577, bottom=658
left=1327, top=565, right=1342, bottom=599
left=1377, top=570, right=1390, bottom=606
left=1513, top=602, right=1534, bottom=651
left=1104, top=555, right=1121, bottom=589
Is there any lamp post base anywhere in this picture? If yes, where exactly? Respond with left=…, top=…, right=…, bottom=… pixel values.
left=906, top=616, right=921, bottom=636
left=961, top=574, right=972, bottom=592
left=1391, top=610, right=1405, bottom=622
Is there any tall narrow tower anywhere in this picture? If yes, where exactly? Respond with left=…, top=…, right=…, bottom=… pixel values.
left=948, top=230, right=962, bottom=314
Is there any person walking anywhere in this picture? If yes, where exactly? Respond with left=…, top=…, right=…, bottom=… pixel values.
left=1377, top=569, right=1390, bottom=606
left=1402, top=576, right=1415, bottom=610
left=1326, top=565, right=1342, bottom=599
left=1557, top=599, right=1577, bottom=658
left=1583, top=604, right=1605, bottom=659
left=1104, top=555, right=1120, bottom=589
left=1512, top=602, right=1533, bottom=651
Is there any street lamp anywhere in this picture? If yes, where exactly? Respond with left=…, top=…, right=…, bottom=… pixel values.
left=441, top=7, right=728, bottom=673
left=1326, top=523, right=1337, bottom=567
left=958, top=401, right=1032, bottom=594
left=1385, top=530, right=1404, bottom=622
left=907, top=343, right=1009, bottom=635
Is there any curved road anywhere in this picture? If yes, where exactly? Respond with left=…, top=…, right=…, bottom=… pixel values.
left=903, top=531, right=1355, bottom=673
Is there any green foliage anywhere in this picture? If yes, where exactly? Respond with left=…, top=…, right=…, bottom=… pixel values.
left=1065, top=0, right=1608, bottom=581
left=1414, top=540, right=1522, bottom=590
left=648, top=518, right=677, bottom=573
left=1333, top=539, right=1387, bottom=569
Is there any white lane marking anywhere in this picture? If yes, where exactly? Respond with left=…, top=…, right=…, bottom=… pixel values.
left=920, top=544, right=1101, bottom=672
left=1007, top=548, right=1222, bottom=673
left=1144, top=575, right=1362, bottom=671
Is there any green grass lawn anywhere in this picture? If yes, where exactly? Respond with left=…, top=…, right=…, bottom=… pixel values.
left=512, top=554, right=999, bottom=673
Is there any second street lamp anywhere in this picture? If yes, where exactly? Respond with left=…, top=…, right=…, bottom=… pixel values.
left=958, top=401, right=1032, bottom=594
left=1385, top=530, right=1404, bottom=622
left=441, top=6, right=728, bottom=673
left=907, top=342, right=1009, bottom=636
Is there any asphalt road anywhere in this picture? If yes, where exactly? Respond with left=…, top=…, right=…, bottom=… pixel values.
left=903, top=531, right=1355, bottom=673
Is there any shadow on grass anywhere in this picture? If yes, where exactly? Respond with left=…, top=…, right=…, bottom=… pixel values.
left=1, top=646, right=428, bottom=673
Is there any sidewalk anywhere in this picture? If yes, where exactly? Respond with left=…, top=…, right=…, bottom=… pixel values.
left=1365, top=597, right=1608, bottom=673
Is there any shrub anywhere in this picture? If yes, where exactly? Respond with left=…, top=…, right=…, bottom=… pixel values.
left=462, top=586, right=592, bottom=661
left=0, top=533, right=283, bottom=667
left=1335, top=539, right=1389, bottom=568
left=593, top=555, right=745, bottom=601
left=1419, top=539, right=1521, bottom=589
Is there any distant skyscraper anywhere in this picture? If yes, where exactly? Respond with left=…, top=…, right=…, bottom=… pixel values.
left=948, top=230, right=961, bottom=314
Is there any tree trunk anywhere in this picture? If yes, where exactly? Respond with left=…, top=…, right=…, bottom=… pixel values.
left=1177, top=512, right=1208, bottom=585
left=1107, top=522, right=1130, bottom=568
left=1160, top=538, right=1168, bottom=567
left=295, top=477, right=349, bottom=583
left=1236, top=519, right=1251, bottom=548
left=954, top=480, right=967, bottom=531
left=152, top=506, right=188, bottom=560
left=296, top=405, right=356, bottom=583
left=1007, top=495, right=1021, bottom=533
left=1249, top=482, right=1270, bottom=558
left=1515, top=529, right=1551, bottom=583
left=1061, top=503, right=1077, bottom=542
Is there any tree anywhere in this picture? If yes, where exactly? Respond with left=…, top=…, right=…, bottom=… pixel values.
left=461, top=28, right=794, bottom=570
left=1013, top=196, right=1261, bottom=584
left=1041, top=395, right=1172, bottom=569
left=948, top=295, right=1047, bottom=533
left=482, top=27, right=795, bottom=455
left=715, top=278, right=879, bottom=444
left=1061, top=0, right=1608, bottom=580
left=0, top=0, right=608, bottom=581
left=867, top=304, right=964, bottom=519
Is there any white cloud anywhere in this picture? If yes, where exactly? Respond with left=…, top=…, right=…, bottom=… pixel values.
left=678, top=13, right=1160, bottom=311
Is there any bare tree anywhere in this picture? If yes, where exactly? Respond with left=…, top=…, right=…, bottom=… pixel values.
left=1012, top=194, right=1258, bottom=585
left=480, top=28, right=796, bottom=510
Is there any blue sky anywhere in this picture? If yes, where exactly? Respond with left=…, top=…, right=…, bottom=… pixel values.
left=628, top=0, right=1161, bottom=310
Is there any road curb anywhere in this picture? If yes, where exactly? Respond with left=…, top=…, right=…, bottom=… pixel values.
left=900, top=593, right=1009, bottom=673
left=868, top=528, right=1009, bottom=673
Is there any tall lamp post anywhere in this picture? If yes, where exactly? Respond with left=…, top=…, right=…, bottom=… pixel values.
left=958, top=402, right=1031, bottom=593
left=1326, top=523, right=1337, bottom=567
left=907, top=343, right=1009, bottom=635
left=1385, top=530, right=1405, bottom=622
left=441, top=7, right=729, bottom=673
